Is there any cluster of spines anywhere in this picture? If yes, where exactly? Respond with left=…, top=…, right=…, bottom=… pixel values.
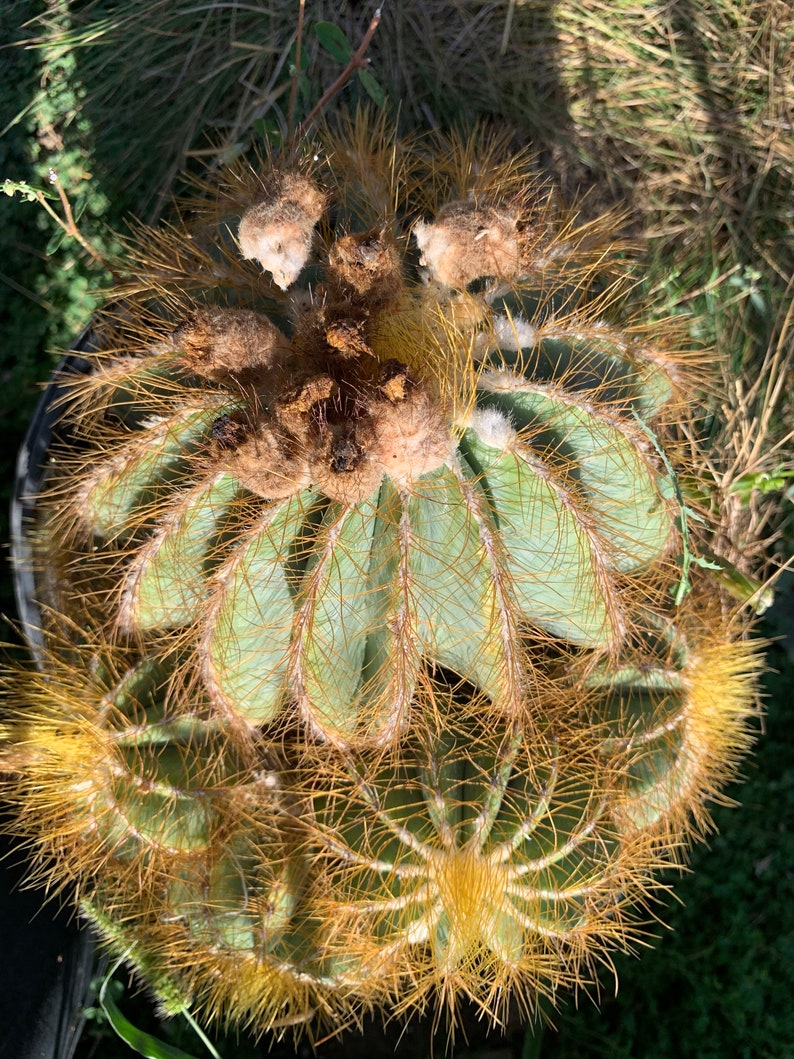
left=0, top=117, right=762, bottom=1039
left=2, top=611, right=760, bottom=1036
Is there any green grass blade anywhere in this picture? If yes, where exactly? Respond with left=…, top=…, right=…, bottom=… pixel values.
left=99, top=980, right=204, bottom=1059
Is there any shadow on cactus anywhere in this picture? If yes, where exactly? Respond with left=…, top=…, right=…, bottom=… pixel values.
left=0, top=116, right=764, bottom=1042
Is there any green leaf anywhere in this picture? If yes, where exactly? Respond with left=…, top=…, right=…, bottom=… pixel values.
left=2, top=177, right=57, bottom=201
left=731, top=467, right=794, bottom=505
left=680, top=503, right=708, bottom=524
left=45, top=226, right=67, bottom=255
left=358, top=67, right=386, bottom=107
left=314, top=21, right=353, bottom=62
left=100, top=983, right=202, bottom=1059
left=691, top=555, right=723, bottom=572
left=697, top=550, right=775, bottom=614
left=288, top=38, right=311, bottom=71
left=297, top=72, right=313, bottom=107
left=253, top=117, right=283, bottom=148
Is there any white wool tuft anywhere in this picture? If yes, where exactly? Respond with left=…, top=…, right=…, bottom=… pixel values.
left=467, top=407, right=516, bottom=450
left=492, top=313, right=537, bottom=351
left=238, top=218, right=309, bottom=290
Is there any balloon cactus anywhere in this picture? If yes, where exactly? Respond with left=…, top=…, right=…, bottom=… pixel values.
left=0, top=120, right=762, bottom=1039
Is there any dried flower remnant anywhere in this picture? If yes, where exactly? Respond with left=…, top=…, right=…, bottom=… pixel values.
left=413, top=200, right=522, bottom=288
left=174, top=308, right=291, bottom=384
left=238, top=171, right=327, bottom=289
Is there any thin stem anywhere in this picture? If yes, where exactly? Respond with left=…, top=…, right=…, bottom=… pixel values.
left=500, top=0, right=516, bottom=55
left=285, top=0, right=306, bottom=140
left=182, top=1007, right=223, bottom=1059
left=44, top=169, right=109, bottom=270
left=631, top=409, right=693, bottom=604
left=294, top=7, right=382, bottom=142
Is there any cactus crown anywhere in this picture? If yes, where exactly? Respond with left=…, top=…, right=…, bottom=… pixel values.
left=1, top=117, right=761, bottom=1040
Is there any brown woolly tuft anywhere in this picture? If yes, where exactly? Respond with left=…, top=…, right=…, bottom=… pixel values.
left=173, top=307, right=291, bottom=384
left=238, top=171, right=327, bottom=290
left=414, top=201, right=522, bottom=288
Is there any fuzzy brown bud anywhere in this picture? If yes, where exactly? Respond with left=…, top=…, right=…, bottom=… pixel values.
left=307, top=427, right=385, bottom=506
left=238, top=172, right=326, bottom=290
left=366, top=381, right=451, bottom=483
left=212, top=418, right=311, bottom=499
left=327, top=232, right=403, bottom=308
left=414, top=201, right=520, bottom=288
left=174, top=307, right=290, bottom=384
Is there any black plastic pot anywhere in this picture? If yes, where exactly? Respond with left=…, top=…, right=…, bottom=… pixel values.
left=2, top=331, right=101, bottom=1059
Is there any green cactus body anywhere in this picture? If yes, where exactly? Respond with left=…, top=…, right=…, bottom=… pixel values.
left=583, top=622, right=761, bottom=837
left=0, top=123, right=762, bottom=1036
left=307, top=720, right=629, bottom=990
left=34, top=245, right=680, bottom=745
